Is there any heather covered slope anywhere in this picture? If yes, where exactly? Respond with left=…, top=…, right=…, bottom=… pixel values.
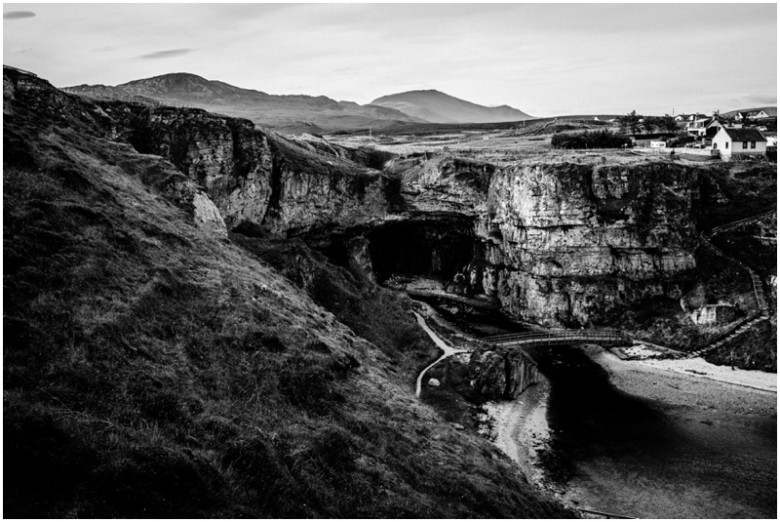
left=4, top=67, right=570, bottom=518
left=63, top=72, right=425, bottom=134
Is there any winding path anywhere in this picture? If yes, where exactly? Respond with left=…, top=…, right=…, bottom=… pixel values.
left=413, top=312, right=467, bottom=397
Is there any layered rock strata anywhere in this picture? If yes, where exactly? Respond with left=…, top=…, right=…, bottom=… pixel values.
left=100, top=104, right=390, bottom=238
left=59, top=86, right=714, bottom=327
left=400, top=157, right=701, bottom=325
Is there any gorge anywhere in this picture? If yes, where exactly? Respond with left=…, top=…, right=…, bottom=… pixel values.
left=4, top=65, right=776, bottom=518
left=92, top=96, right=771, bottom=333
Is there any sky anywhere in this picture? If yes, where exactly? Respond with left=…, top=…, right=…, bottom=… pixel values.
left=3, top=3, right=777, bottom=116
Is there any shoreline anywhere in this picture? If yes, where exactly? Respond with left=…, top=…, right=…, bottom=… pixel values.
left=482, top=342, right=777, bottom=516
left=480, top=379, right=552, bottom=489
left=584, top=344, right=776, bottom=416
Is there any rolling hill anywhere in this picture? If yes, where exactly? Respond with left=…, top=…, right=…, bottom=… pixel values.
left=63, top=73, right=425, bottom=134
left=721, top=106, right=777, bottom=118
left=371, top=89, right=532, bottom=124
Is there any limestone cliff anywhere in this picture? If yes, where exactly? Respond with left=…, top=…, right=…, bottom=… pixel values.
left=475, top=162, right=699, bottom=325
left=396, top=156, right=701, bottom=326
left=52, top=71, right=755, bottom=328
left=3, top=68, right=227, bottom=237
left=99, top=104, right=390, bottom=238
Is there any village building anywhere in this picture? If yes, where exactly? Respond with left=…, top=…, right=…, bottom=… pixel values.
left=735, top=109, right=773, bottom=121
left=685, top=117, right=712, bottom=137
left=711, top=127, right=767, bottom=159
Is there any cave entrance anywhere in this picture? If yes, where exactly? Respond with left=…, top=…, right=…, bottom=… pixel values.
left=365, top=216, right=478, bottom=284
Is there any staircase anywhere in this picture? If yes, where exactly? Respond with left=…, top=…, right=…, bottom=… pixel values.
left=690, top=211, right=775, bottom=358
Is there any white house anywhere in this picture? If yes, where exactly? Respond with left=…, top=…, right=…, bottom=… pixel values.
left=686, top=117, right=712, bottom=137
left=735, top=109, right=772, bottom=121
left=711, top=127, right=767, bottom=159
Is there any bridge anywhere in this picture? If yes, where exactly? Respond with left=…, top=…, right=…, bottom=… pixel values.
left=482, top=329, right=629, bottom=348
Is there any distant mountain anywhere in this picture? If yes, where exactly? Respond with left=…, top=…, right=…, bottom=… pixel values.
left=371, top=89, right=532, bottom=124
left=63, top=73, right=425, bottom=134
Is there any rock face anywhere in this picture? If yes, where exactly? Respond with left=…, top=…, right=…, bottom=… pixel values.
left=345, top=236, right=376, bottom=285
left=397, top=156, right=701, bottom=326
left=468, top=347, right=540, bottom=400
left=473, top=162, right=699, bottom=326
left=3, top=67, right=228, bottom=237
left=51, top=71, right=736, bottom=328
left=428, top=347, right=539, bottom=401
left=101, top=104, right=390, bottom=239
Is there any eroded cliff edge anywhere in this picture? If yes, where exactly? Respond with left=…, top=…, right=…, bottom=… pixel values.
left=70, top=78, right=772, bottom=331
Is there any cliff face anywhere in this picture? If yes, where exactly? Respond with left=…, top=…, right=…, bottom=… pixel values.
left=51, top=72, right=715, bottom=328
left=397, top=156, right=701, bottom=326
left=474, top=162, right=699, bottom=325
left=4, top=70, right=227, bottom=237
left=101, top=104, right=389, bottom=238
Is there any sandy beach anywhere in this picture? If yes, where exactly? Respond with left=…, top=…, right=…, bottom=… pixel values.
left=481, top=379, right=552, bottom=489
left=585, top=344, right=776, bottom=416
left=484, top=343, right=777, bottom=518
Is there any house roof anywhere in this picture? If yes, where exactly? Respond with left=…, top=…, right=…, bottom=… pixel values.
left=721, top=127, right=767, bottom=142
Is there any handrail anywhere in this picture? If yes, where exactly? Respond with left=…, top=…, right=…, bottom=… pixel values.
left=708, top=209, right=776, bottom=238
left=699, top=234, right=768, bottom=316
left=690, top=312, right=763, bottom=357
left=482, top=329, right=628, bottom=348
left=483, top=329, right=624, bottom=342
left=577, top=507, right=638, bottom=519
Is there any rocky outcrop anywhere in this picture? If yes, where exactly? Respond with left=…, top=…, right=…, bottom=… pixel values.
left=345, top=236, right=376, bottom=285
left=398, top=157, right=702, bottom=326
left=99, top=104, right=390, bottom=239
left=430, top=346, right=539, bottom=401
left=3, top=67, right=228, bottom=237
left=468, top=347, right=540, bottom=400
left=39, top=66, right=762, bottom=329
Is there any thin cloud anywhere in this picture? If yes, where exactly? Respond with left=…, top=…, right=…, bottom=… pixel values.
left=4, top=11, right=36, bottom=19
left=745, top=94, right=777, bottom=106
left=139, top=48, right=193, bottom=60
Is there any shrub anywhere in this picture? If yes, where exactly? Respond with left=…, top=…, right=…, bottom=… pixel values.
left=551, top=130, right=632, bottom=149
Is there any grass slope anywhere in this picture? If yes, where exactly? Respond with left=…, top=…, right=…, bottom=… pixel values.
left=4, top=67, right=570, bottom=518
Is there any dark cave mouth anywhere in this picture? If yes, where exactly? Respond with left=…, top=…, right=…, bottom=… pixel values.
left=366, top=218, right=479, bottom=284
left=322, top=216, right=481, bottom=285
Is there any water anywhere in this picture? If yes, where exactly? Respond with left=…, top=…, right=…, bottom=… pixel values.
left=526, top=345, right=777, bottom=519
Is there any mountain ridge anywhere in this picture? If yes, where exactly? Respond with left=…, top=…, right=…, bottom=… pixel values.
left=62, top=72, right=426, bottom=134
left=371, top=89, right=532, bottom=123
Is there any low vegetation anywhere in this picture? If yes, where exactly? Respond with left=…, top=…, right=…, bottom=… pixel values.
left=550, top=130, right=632, bottom=149
left=4, top=67, right=570, bottom=518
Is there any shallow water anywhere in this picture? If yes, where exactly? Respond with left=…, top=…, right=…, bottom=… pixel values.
left=526, top=345, right=777, bottom=519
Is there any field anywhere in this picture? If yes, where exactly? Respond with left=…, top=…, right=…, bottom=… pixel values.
left=328, top=117, right=621, bottom=164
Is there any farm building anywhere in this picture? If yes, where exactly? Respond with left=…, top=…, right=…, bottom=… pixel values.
left=711, top=127, right=767, bottom=159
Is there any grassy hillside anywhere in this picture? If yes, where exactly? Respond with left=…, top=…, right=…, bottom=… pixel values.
left=4, top=67, right=570, bottom=517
